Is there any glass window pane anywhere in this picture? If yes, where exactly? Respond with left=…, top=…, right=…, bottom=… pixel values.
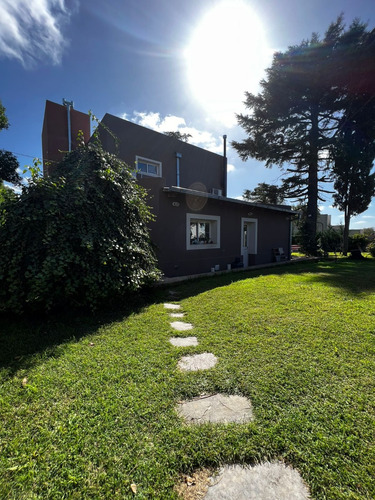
left=138, top=161, right=147, bottom=172
left=190, top=222, right=198, bottom=244
left=243, top=225, right=248, bottom=247
left=148, top=163, right=157, bottom=175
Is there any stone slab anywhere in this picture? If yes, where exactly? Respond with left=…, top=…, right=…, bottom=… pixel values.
left=164, top=303, right=181, bottom=310
left=178, top=353, right=217, bottom=371
left=204, top=462, right=311, bottom=500
left=169, top=336, right=199, bottom=347
left=170, top=313, right=185, bottom=318
left=177, top=394, right=253, bottom=424
left=171, top=321, right=193, bottom=331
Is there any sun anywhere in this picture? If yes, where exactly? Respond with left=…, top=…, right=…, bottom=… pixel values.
left=185, top=1, right=269, bottom=126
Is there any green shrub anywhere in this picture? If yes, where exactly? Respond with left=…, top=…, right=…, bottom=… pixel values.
left=348, top=233, right=369, bottom=251
left=319, top=227, right=342, bottom=254
left=0, top=143, right=161, bottom=314
left=368, top=242, right=375, bottom=257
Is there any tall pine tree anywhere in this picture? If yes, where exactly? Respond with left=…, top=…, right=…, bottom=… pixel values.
left=233, top=17, right=374, bottom=255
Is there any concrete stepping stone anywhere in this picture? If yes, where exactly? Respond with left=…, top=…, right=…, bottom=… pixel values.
left=170, top=312, right=185, bottom=318
left=177, top=394, right=253, bottom=424
left=171, top=321, right=193, bottom=331
left=204, top=462, right=311, bottom=500
left=178, top=353, right=217, bottom=371
left=164, top=303, right=181, bottom=310
left=169, top=336, right=199, bottom=347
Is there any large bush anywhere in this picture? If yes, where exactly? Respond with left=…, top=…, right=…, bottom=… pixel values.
left=319, top=227, right=342, bottom=255
left=368, top=242, right=375, bottom=257
left=348, top=233, right=369, bottom=251
left=0, top=143, right=160, bottom=314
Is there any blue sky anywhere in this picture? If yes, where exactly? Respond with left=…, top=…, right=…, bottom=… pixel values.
left=0, top=0, right=374, bottom=228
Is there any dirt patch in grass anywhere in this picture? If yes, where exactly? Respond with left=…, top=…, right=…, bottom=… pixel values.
left=175, top=469, right=212, bottom=499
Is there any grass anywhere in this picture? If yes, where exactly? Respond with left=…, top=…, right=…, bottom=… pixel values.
left=1, top=259, right=374, bottom=499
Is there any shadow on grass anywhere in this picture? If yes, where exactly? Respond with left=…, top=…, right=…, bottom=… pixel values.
left=0, top=288, right=160, bottom=379
left=303, top=258, right=375, bottom=295
left=164, top=258, right=375, bottom=300
left=1, top=259, right=373, bottom=378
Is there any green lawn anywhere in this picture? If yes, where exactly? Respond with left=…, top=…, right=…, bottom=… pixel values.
left=1, top=260, right=374, bottom=499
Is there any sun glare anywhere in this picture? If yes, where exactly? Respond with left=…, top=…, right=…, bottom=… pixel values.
left=186, top=1, right=269, bottom=126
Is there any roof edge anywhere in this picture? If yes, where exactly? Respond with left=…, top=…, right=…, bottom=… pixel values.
left=163, top=186, right=295, bottom=214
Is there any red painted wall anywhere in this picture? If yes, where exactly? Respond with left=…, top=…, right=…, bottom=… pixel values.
left=42, top=100, right=90, bottom=176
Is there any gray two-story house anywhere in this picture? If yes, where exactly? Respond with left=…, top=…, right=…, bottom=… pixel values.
left=42, top=100, right=294, bottom=277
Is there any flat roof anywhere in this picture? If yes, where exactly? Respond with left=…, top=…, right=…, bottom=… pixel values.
left=163, top=186, right=295, bottom=214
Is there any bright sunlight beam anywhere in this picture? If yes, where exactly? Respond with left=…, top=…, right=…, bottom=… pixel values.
left=185, top=1, right=270, bottom=127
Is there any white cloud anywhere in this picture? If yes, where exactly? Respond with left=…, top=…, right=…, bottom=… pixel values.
left=350, top=220, right=367, bottom=227
left=227, top=163, right=236, bottom=173
left=122, top=111, right=224, bottom=154
left=0, top=0, right=76, bottom=67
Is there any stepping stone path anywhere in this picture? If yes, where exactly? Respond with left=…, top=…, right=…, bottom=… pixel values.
left=204, top=462, right=311, bottom=500
left=164, top=303, right=181, bottom=310
left=178, top=353, right=218, bottom=372
left=171, top=321, right=194, bottom=331
left=164, top=300, right=310, bottom=499
left=177, top=394, right=253, bottom=424
left=169, top=337, right=199, bottom=347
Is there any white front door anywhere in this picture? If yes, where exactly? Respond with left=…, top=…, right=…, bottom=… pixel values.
left=241, top=218, right=257, bottom=267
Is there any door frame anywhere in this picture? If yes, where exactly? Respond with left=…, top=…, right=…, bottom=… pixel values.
left=241, top=218, right=258, bottom=267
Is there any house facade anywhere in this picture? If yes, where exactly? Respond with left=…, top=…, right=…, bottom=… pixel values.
left=42, top=100, right=294, bottom=278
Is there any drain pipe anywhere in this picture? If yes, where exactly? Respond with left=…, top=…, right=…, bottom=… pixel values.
left=63, top=98, right=74, bottom=152
left=176, top=152, right=182, bottom=187
left=223, top=134, right=227, bottom=197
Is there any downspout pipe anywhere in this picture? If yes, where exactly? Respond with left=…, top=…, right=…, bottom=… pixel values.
left=176, top=152, right=182, bottom=187
left=63, top=98, right=74, bottom=152
left=223, top=134, right=227, bottom=197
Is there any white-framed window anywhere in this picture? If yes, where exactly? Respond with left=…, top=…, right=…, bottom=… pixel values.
left=136, top=156, right=162, bottom=177
left=186, top=213, right=220, bottom=250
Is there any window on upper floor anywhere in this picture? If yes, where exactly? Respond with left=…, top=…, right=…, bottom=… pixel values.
left=136, top=156, right=162, bottom=177
left=186, top=213, right=220, bottom=250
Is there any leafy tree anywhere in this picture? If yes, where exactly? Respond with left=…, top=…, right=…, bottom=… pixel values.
left=332, top=125, right=375, bottom=254
left=243, top=183, right=285, bottom=205
left=332, top=47, right=375, bottom=255
left=0, top=142, right=161, bottom=314
left=362, top=227, right=375, bottom=244
left=233, top=17, right=374, bottom=255
left=0, top=150, right=22, bottom=185
left=0, top=182, right=16, bottom=206
left=0, top=100, right=21, bottom=187
left=0, top=100, right=9, bottom=131
left=164, top=131, right=192, bottom=142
